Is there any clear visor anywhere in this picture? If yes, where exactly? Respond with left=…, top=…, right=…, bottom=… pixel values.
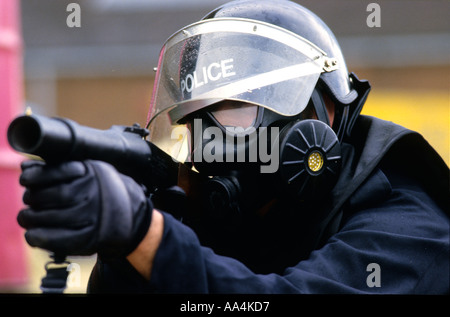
left=146, top=18, right=338, bottom=162
left=210, top=101, right=259, bottom=129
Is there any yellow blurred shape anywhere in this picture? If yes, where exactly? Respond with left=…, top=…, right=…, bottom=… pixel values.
left=362, top=90, right=449, bottom=166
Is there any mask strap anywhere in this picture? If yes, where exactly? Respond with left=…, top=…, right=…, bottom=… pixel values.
left=310, top=89, right=330, bottom=126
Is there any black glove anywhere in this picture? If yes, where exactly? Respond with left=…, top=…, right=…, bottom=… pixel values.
left=17, top=160, right=153, bottom=260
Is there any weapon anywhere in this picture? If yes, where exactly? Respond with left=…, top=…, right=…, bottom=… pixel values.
left=7, top=114, right=179, bottom=191
left=7, top=113, right=182, bottom=293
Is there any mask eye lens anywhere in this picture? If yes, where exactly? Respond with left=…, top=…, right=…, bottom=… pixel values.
left=210, top=101, right=258, bottom=129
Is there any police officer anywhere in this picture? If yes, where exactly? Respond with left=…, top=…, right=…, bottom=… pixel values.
left=18, top=0, right=449, bottom=293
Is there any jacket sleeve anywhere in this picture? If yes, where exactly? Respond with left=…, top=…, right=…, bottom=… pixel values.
left=89, top=169, right=449, bottom=294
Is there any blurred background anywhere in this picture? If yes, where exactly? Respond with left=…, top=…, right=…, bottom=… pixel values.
left=0, top=0, right=448, bottom=293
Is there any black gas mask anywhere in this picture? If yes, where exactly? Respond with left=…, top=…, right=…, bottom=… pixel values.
left=185, top=90, right=342, bottom=220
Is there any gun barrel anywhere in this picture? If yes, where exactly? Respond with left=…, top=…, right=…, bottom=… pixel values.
left=7, top=114, right=179, bottom=190
left=8, top=115, right=74, bottom=160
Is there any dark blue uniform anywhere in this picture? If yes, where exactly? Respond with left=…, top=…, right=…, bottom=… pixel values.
left=88, top=116, right=449, bottom=294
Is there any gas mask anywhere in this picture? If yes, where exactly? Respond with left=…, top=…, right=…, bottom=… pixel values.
left=145, top=17, right=343, bottom=219
left=183, top=93, right=342, bottom=220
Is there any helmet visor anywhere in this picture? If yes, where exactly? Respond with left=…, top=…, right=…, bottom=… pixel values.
left=145, top=18, right=337, bottom=163
left=146, top=17, right=334, bottom=127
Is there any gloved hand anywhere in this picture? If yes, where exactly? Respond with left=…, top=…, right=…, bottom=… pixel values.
left=17, top=160, right=153, bottom=260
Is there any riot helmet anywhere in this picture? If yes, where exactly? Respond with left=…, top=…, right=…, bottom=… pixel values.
left=146, top=0, right=370, bottom=208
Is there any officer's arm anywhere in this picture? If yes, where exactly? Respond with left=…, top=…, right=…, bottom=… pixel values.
left=126, top=209, right=164, bottom=280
